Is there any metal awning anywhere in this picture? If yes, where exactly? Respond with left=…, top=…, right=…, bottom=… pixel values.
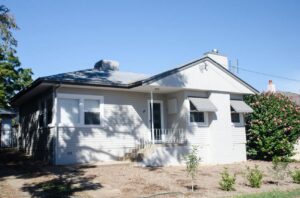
left=189, top=97, right=217, bottom=112
left=230, top=100, right=253, bottom=113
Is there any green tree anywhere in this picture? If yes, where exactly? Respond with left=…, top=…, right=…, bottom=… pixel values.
left=245, top=93, right=300, bottom=160
left=0, top=5, right=32, bottom=107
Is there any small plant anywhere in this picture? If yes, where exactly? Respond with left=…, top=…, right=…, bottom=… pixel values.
left=246, top=165, right=263, bottom=188
left=271, top=156, right=290, bottom=184
left=290, top=169, right=300, bottom=184
left=185, top=146, right=201, bottom=192
left=219, top=168, right=236, bottom=191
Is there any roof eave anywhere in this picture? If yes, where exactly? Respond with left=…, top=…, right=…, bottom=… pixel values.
left=10, top=78, right=144, bottom=106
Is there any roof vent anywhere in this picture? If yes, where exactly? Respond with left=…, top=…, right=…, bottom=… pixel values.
left=94, top=60, right=119, bottom=71
left=212, top=49, right=219, bottom=54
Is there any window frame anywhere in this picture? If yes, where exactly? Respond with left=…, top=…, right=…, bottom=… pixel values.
left=84, top=99, right=101, bottom=125
left=230, top=111, right=244, bottom=127
left=188, top=100, right=209, bottom=127
left=56, top=93, right=104, bottom=127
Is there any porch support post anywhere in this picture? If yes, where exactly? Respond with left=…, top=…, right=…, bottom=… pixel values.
left=150, top=90, right=154, bottom=144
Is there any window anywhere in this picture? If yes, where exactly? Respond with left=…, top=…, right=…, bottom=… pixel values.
left=189, top=101, right=205, bottom=123
left=84, top=99, right=101, bottom=125
left=231, top=112, right=240, bottom=123
left=38, top=97, right=53, bottom=128
left=57, top=94, right=104, bottom=127
left=58, top=98, right=80, bottom=125
left=38, top=101, right=45, bottom=128
left=46, top=98, right=53, bottom=125
left=230, top=107, right=243, bottom=125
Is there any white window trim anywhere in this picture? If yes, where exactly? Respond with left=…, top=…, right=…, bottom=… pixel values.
left=231, top=112, right=244, bottom=127
left=56, top=93, right=104, bottom=127
left=147, top=100, right=164, bottom=130
left=187, top=99, right=209, bottom=127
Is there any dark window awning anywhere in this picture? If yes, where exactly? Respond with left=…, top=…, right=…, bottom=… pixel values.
left=189, top=97, right=217, bottom=112
left=230, top=100, right=253, bottom=113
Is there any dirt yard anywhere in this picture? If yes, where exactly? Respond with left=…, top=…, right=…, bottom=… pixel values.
left=1, top=149, right=300, bottom=198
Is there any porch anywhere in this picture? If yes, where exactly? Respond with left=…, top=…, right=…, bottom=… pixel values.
left=150, top=128, right=186, bottom=144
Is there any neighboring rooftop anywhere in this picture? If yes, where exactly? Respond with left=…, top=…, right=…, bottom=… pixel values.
left=279, top=91, right=300, bottom=106
left=0, top=108, right=16, bottom=115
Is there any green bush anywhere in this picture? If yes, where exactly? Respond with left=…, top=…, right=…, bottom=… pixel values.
left=219, top=168, right=236, bottom=191
left=290, top=169, right=300, bottom=184
left=246, top=165, right=263, bottom=188
left=245, top=93, right=300, bottom=160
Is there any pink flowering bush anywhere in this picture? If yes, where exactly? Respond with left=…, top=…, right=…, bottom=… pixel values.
left=245, top=93, right=300, bottom=160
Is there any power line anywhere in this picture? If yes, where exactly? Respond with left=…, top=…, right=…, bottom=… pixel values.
left=230, top=66, right=300, bottom=82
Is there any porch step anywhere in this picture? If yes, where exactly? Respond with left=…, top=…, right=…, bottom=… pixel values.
left=122, top=144, right=159, bottom=162
left=122, top=143, right=187, bottom=163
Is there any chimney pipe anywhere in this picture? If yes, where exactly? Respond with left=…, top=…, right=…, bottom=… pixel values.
left=267, top=80, right=276, bottom=93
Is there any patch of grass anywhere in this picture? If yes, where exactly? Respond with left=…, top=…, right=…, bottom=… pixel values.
left=236, top=188, right=300, bottom=198
left=41, top=179, right=73, bottom=197
left=290, top=169, right=300, bottom=184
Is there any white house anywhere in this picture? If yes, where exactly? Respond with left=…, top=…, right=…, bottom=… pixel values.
left=11, top=50, right=257, bottom=165
left=0, top=108, right=16, bottom=147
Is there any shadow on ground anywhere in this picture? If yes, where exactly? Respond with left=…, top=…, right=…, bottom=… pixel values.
left=0, top=149, right=102, bottom=198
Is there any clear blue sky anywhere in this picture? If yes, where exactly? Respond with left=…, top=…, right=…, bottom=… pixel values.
left=3, top=0, right=300, bottom=93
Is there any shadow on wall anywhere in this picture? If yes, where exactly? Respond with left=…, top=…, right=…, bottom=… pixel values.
left=19, top=94, right=54, bottom=162
left=142, top=145, right=190, bottom=166
left=57, top=104, right=147, bottom=164
left=153, top=72, right=188, bottom=88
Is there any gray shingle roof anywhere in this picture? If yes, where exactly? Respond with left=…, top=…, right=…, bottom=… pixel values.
left=42, top=69, right=149, bottom=86
left=11, top=56, right=259, bottom=105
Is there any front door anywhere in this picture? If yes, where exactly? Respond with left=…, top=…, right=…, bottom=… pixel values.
left=149, top=101, right=163, bottom=141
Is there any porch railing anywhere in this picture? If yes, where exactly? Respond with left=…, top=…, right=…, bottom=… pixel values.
left=152, top=128, right=186, bottom=144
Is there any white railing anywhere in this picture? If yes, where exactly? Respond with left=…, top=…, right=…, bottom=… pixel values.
left=152, top=128, right=186, bottom=144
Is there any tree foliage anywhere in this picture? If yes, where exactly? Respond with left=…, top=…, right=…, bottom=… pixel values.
left=0, top=5, right=32, bottom=107
left=245, top=93, right=300, bottom=160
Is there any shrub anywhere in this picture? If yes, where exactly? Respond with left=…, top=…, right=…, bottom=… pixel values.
left=290, top=169, right=300, bottom=184
left=246, top=165, right=263, bottom=188
left=271, top=156, right=290, bottom=184
left=219, top=168, right=236, bottom=191
left=245, top=93, right=300, bottom=160
left=185, top=146, right=201, bottom=192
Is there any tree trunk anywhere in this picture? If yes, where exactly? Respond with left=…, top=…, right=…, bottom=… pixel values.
left=192, top=179, right=194, bottom=192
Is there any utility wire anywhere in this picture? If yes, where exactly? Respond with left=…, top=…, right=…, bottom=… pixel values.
left=230, top=66, right=300, bottom=82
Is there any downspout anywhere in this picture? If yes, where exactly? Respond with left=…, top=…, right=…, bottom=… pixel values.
left=150, top=90, right=154, bottom=144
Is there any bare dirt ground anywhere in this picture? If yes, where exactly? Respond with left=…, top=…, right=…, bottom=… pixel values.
left=1, top=149, right=300, bottom=198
